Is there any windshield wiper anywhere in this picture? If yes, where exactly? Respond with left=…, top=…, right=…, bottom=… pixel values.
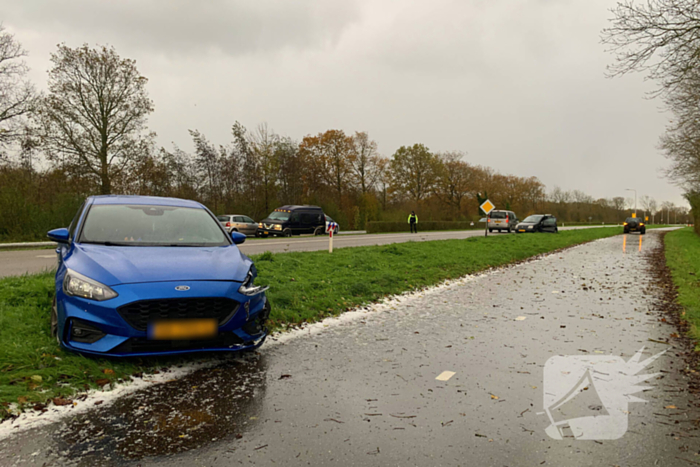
left=81, top=241, right=131, bottom=246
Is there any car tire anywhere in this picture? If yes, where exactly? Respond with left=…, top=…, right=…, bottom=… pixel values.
left=51, top=297, right=60, bottom=345
left=624, top=229, right=629, bottom=234
left=641, top=229, right=646, bottom=235
left=314, top=226, right=324, bottom=236
left=283, top=228, right=292, bottom=237
left=489, top=229, right=493, bottom=233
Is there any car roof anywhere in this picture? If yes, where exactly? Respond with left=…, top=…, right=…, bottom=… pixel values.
left=89, top=195, right=204, bottom=209
left=277, top=205, right=322, bottom=211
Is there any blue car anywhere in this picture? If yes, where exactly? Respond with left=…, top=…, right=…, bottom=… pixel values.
left=47, top=195, right=271, bottom=357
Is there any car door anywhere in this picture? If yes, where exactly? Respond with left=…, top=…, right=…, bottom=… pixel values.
left=542, top=216, right=557, bottom=233
left=298, top=212, right=313, bottom=234
left=240, top=216, right=257, bottom=235
left=288, top=212, right=301, bottom=234
left=233, top=216, right=246, bottom=234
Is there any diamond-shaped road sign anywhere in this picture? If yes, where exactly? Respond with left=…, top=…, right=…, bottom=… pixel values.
left=480, top=200, right=495, bottom=215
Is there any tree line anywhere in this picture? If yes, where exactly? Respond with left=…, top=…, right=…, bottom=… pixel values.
left=0, top=26, right=685, bottom=241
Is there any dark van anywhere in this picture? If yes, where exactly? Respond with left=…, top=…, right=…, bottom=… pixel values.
left=257, top=205, right=325, bottom=237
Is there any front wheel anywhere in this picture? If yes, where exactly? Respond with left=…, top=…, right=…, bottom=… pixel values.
left=641, top=229, right=646, bottom=235
left=489, top=229, right=493, bottom=233
left=51, top=297, right=60, bottom=344
left=283, top=228, right=292, bottom=237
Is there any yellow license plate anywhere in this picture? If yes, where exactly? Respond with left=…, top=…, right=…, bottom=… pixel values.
left=148, top=319, right=217, bottom=340
left=519, top=230, right=526, bottom=232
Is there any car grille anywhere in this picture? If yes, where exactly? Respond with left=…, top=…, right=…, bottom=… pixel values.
left=110, top=332, right=246, bottom=354
left=117, top=298, right=240, bottom=331
left=264, top=223, right=274, bottom=229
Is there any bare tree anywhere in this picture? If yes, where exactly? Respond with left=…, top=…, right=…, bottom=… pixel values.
left=0, top=25, right=36, bottom=152
left=40, top=44, right=154, bottom=194
left=349, top=131, right=381, bottom=195
left=603, top=0, right=700, bottom=95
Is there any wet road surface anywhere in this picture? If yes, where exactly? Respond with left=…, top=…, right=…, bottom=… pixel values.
left=0, top=226, right=608, bottom=278
left=1, top=230, right=699, bottom=466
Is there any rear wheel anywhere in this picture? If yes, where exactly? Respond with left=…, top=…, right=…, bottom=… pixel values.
left=489, top=229, right=493, bottom=233
left=641, top=229, right=646, bottom=235
left=314, top=226, right=324, bottom=236
left=283, top=228, right=292, bottom=237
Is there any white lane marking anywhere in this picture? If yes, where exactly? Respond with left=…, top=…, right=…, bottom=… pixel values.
left=515, top=316, right=527, bottom=321
left=36, top=255, right=55, bottom=258
left=436, top=371, right=456, bottom=381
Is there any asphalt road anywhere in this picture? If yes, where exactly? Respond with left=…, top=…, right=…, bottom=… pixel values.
left=0, top=226, right=607, bottom=279
left=1, top=230, right=698, bottom=466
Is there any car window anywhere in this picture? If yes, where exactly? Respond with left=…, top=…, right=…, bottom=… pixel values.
left=300, top=212, right=314, bottom=224
left=268, top=211, right=290, bottom=221
left=217, top=215, right=229, bottom=222
left=490, top=212, right=507, bottom=219
left=543, top=218, right=557, bottom=227
left=523, top=215, right=543, bottom=223
left=243, top=216, right=255, bottom=223
left=625, top=217, right=638, bottom=222
left=80, top=204, right=230, bottom=247
left=234, top=216, right=244, bottom=222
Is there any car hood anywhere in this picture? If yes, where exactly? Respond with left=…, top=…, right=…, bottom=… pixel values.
left=260, top=218, right=283, bottom=225
left=66, top=243, right=252, bottom=286
left=517, top=222, right=537, bottom=227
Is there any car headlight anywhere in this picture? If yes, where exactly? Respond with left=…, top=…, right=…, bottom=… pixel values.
left=63, top=269, right=118, bottom=301
left=274, top=224, right=282, bottom=231
left=258, top=223, right=263, bottom=228
left=527, top=226, right=533, bottom=230
left=238, top=266, right=269, bottom=296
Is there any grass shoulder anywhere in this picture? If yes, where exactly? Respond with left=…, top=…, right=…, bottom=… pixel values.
left=664, top=228, right=700, bottom=343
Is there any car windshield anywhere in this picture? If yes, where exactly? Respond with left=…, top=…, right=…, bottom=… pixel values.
left=489, top=212, right=507, bottom=219
left=217, top=215, right=229, bottom=222
left=79, top=204, right=230, bottom=247
left=523, top=215, right=544, bottom=223
left=625, top=217, right=639, bottom=222
left=268, top=211, right=290, bottom=221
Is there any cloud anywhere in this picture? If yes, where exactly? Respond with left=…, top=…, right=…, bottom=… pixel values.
left=1, top=0, right=361, bottom=57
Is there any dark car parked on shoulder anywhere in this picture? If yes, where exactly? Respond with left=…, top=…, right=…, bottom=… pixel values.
left=257, top=205, right=325, bottom=237
left=515, top=214, right=558, bottom=233
left=623, top=217, right=645, bottom=235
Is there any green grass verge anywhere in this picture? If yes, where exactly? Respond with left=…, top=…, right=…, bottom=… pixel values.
left=664, top=228, right=700, bottom=343
left=0, top=227, right=623, bottom=416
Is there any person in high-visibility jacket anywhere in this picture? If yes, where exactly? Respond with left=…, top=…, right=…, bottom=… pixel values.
left=408, top=211, right=418, bottom=233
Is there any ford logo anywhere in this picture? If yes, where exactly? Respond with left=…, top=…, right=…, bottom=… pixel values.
left=175, top=285, right=190, bottom=291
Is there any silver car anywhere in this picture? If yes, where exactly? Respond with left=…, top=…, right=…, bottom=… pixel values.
left=217, top=214, right=259, bottom=236
left=487, top=210, right=518, bottom=233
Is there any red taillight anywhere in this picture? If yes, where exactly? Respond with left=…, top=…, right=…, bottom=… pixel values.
left=506, top=214, right=509, bottom=221
left=226, top=222, right=231, bottom=227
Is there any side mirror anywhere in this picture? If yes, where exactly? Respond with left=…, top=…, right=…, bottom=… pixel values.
left=47, top=228, right=70, bottom=243
left=231, top=231, right=246, bottom=245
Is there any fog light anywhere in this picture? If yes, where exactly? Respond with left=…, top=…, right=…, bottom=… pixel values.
left=70, top=319, right=106, bottom=344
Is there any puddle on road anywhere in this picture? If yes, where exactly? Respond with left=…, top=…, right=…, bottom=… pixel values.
left=622, top=234, right=644, bottom=253
left=51, top=354, right=267, bottom=465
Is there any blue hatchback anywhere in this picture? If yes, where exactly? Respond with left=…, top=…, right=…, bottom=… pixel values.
left=47, top=195, right=271, bottom=357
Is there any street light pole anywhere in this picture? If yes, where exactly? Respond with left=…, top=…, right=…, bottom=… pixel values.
left=625, top=188, right=637, bottom=217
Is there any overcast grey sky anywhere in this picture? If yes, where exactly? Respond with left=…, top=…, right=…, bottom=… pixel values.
left=1, top=0, right=685, bottom=206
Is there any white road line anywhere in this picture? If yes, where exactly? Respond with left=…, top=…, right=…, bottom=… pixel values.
left=35, top=255, right=55, bottom=258
left=436, top=371, right=456, bottom=381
